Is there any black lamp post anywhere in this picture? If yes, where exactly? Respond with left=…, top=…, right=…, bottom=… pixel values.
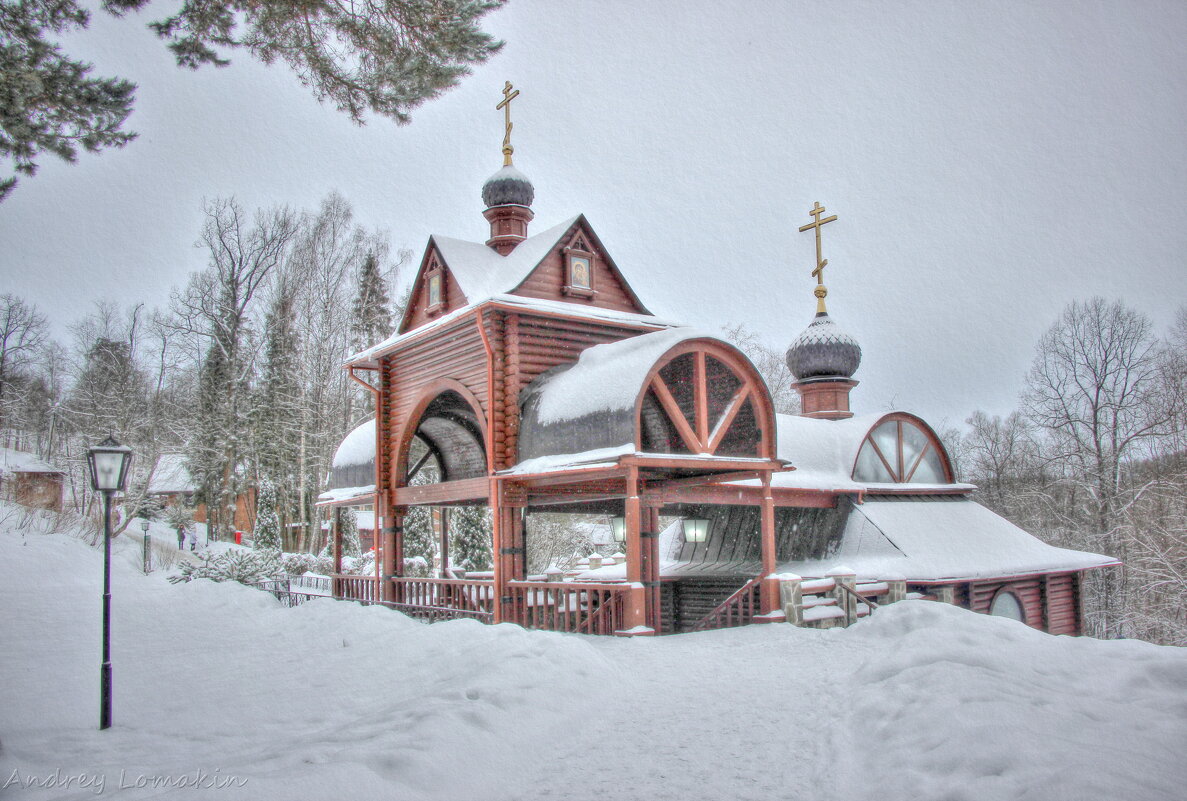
left=140, top=515, right=152, bottom=574
left=87, top=435, right=132, bottom=731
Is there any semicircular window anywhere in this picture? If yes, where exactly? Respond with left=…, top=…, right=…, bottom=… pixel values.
left=989, top=591, right=1025, bottom=623
left=853, top=417, right=951, bottom=484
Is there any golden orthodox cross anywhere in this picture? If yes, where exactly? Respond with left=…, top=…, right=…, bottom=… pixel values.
left=798, top=201, right=839, bottom=313
left=798, top=201, right=838, bottom=285
left=497, top=81, right=520, bottom=166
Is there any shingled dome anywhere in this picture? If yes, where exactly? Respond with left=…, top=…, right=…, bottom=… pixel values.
left=481, top=165, right=534, bottom=208
left=785, top=312, right=862, bottom=380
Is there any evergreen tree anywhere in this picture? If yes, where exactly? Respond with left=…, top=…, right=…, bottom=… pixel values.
left=350, top=252, right=393, bottom=353
left=254, top=479, right=282, bottom=555
left=2, top=0, right=505, bottom=199
left=450, top=505, right=492, bottom=571
left=403, top=505, right=435, bottom=576
left=340, top=508, right=361, bottom=559
left=255, top=275, right=302, bottom=541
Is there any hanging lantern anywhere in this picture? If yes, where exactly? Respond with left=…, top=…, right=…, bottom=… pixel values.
left=610, top=515, right=626, bottom=542
left=683, top=517, right=710, bottom=543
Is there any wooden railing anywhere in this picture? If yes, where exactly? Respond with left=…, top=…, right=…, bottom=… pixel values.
left=689, top=577, right=762, bottom=632
left=334, top=574, right=382, bottom=605
left=389, top=577, right=495, bottom=623
left=507, top=581, right=630, bottom=635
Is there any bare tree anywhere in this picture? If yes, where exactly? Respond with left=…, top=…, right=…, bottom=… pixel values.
left=723, top=323, right=800, bottom=416
left=1022, top=297, right=1180, bottom=636
left=173, top=198, right=299, bottom=540
left=0, top=294, right=48, bottom=436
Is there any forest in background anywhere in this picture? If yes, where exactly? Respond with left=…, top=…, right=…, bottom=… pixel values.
left=2, top=195, right=1184, bottom=644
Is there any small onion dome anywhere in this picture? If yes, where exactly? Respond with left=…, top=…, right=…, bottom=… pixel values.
left=481, top=165, right=534, bottom=208
left=785, top=312, right=862, bottom=380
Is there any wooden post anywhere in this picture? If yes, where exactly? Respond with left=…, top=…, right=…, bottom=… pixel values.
left=778, top=574, right=804, bottom=625
left=331, top=506, right=343, bottom=599
left=381, top=509, right=400, bottom=604
left=644, top=505, right=661, bottom=631
left=759, top=472, right=780, bottom=616
left=620, top=466, right=651, bottom=634
left=493, top=482, right=526, bottom=624
left=439, top=507, right=450, bottom=577
left=828, top=566, right=857, bottom=626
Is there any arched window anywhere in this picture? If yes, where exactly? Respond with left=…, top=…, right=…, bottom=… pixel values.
left=989, top=590, right=1025, bottom=623
left=853, top=415, right=952, bottom=484
left=638, top=344, right=772, bottom=459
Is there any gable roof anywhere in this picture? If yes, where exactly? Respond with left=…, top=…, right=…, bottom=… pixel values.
left=0, top=447, right=61, bottom=475
left=395, top=214, right=652, bottom=335
left=148, top=454, right=195, bottom=494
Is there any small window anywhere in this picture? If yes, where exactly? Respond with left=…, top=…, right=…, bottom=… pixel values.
left=989, top=590, right=1025, bottom=622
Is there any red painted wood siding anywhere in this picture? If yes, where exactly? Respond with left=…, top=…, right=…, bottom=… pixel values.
left=383, top=317, right=490, bottom=480
left=403, top=261, right=470, bottom=332
left=1044, top=573, right=1082, bottom=635
left=969, top=578, right=1046, bottom=631
left=508, top=222, right=646, bottom=315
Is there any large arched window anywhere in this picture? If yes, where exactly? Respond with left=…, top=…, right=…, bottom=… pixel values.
left=853, top=414, right=952, bottom=484
left=637, top=343, right=774, bottom=459
left=398, top=384, right=487, bottom=485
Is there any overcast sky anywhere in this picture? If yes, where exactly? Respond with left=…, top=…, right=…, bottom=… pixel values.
left=2, top=0, right=1184, bottom=429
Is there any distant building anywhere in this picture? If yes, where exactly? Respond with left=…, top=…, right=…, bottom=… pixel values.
left=0, top=447, right=64, bottom=512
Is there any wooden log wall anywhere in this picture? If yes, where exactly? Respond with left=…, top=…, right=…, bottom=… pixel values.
left=509, top=229, right=643, bottom=314
left=384, top=317, right=490, bottom=479
left=1044, top=573, right=1081, bottom=635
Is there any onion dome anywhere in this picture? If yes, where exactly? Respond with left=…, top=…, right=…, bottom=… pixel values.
left=785, top=312, right=862, bottom=380
left=482, top=165, right=534, bottom=208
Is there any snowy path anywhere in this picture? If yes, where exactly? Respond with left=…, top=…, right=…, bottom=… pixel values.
left=2, top=506, right=1186, bottom=801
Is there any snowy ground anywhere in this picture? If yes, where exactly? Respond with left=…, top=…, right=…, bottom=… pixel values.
left=2, top=503, right=1185, bottom=801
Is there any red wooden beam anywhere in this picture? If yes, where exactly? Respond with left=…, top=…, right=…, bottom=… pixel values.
left=393, top=477, right=491, bottom=505
left=649, top=374, right=701, bottom=453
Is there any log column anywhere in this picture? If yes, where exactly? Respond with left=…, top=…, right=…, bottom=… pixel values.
left=493, top=481, right=526, bottom=624
left=383, top=507, right=404, bottom=604
left=621, top=466, right=651, bottom=634
left=331, top=507, right=343, bottom=598
left=759, top=472, right=781, bottom=617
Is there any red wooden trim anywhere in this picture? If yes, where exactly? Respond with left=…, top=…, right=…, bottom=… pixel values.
left=621, top=454, right=785, bottom=471
left=498, top=465, right=628, bottom=485
left=694, top=351, right=709, bottom=446
left=707, top=384, right=751, bottom=454
left=393, top=477, right=491, bottom=505
left=393, top=375, right=488, bottom=486
left=631, top=338, right=777, bottom=460
left=650, top=375, right=701, bottom=452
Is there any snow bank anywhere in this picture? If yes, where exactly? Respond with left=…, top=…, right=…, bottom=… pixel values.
left=1, top=502, right=1183, bottom=800
left=837, top=602, right=1187, bottom=801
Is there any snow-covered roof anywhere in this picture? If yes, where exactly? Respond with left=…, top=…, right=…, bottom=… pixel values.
left=0, top=447, right=61, bottom=475
left=316, top=485, right=376, bottom=507
left=516, top=328, right=718, bottom=464
left=348, top=293, right=674, bottom=367
left=724, top=412, right=972, bottom=493
left=333, top=419, right=375, bottom=469
left=783, top=498, right=1117, bottom=581
left=147, top=453, right=194, bottom=494
left=432, top=215, right=582, bottom=302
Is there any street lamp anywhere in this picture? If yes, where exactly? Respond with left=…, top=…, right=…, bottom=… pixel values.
left=86, top=435, right=132, bottom=731
left=140, top=516, right=151, bottom=574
